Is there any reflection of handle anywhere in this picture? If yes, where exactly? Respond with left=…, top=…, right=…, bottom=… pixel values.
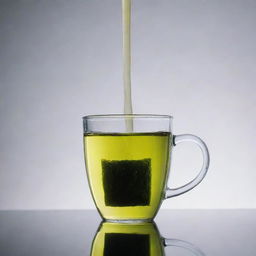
left=165, top=134, right=210, bottom=198
left=164, top=238, right=205, bottom=256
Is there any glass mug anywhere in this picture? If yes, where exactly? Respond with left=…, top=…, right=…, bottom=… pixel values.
left=90, top=222, right=205, bottom=256
left=83, top=114, right=209, bottom=222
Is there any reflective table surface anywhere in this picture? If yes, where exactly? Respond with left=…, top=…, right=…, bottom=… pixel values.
left=0, top=210, right=255, bottom=255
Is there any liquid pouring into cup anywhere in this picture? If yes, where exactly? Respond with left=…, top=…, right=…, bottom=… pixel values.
left=122, top=0, right=133, bottom=131
left=82, top=1, right=210, bottom=222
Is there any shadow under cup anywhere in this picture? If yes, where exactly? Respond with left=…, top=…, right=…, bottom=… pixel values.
left=83, top=114, right=209, bottom=222
left=90, top=222, right=205, bottom=256
left=91, top=222, right=164, bottom=256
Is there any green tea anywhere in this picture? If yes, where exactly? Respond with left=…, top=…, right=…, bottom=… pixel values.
left=84, top=132, right=171, bottom=220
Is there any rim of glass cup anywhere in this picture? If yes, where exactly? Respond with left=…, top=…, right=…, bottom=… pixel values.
left=83, top=114, right=173, bottom=120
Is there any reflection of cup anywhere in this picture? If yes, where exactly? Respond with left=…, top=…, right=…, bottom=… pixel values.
left=83, top=115, right=210, bottom=222
left=90, top=222, right=205, bottom=256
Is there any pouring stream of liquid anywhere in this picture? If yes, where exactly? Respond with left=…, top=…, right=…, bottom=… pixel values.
left=122, top=0, right=133, bottom=131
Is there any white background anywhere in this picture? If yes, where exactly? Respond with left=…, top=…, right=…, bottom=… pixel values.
left=0, top=0, right=255, bottom=209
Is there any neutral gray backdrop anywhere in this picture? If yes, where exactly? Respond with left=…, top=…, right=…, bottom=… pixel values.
left=0, top=0, right=255, bottom=210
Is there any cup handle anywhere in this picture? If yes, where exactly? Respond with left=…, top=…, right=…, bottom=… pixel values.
left=164, top=238, right=206, bottom=255
left=165, top=134, right=210, bottom=198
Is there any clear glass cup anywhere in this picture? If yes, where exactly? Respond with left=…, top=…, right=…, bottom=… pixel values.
left=83, top=114, right=210, bottom=222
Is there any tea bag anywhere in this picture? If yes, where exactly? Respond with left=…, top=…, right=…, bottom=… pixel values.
left=102, top=159, right=151, bottom=206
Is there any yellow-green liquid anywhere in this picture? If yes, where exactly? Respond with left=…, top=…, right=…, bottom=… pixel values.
left=84, top=132, right=171, bottom=221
